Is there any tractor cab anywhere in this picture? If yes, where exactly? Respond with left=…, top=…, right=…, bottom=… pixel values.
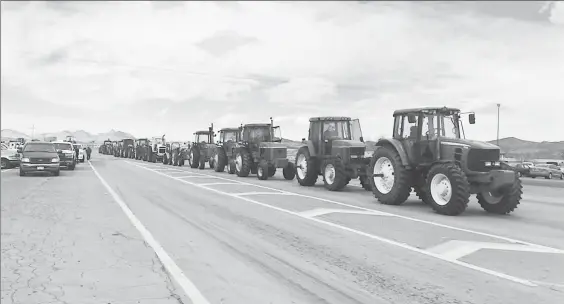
left=193, top=124, right=215, bottom=146
left=306, top=117, right=365, bottom=158
left=218, top=128, right=241, bottom=145
left=391, top=107, right=480, bottom=167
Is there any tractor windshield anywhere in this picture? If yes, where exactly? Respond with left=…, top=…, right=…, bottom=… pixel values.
left=421, top=113, right=461, bottom=139
left=195, top=133, right=212, bottom=143
left=138, top=139, right=148, bottom=145
left=322, top=121, right=350, bottom=140
left=153, top=138, right=164, bottom=145
left=248, top=127, right=271, bottom=142
left=439, top=114, right=461, bottom=139
left=223, top=131, right=238, bottom=143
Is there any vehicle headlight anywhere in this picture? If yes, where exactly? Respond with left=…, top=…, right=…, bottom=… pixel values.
left=65, top=153, right=74, bottom=157
left=21, top=157, right=30, bottom=163
left=51, top=158, right=59, bottom=163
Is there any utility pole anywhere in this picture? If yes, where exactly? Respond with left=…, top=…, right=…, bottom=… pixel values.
left=496, top=104, right=500, bottom=146
left=31, top=124, right=35, bottom=140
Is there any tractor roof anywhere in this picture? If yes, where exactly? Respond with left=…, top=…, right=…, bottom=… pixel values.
left=194, top=130, right=212, bottom=135
left=309, top=117, right=351, bottom=122
left=393, top=107, right=461, bottom=116
left=243, top=123, right=271, bottom=128
left=137, top=138, right=148, bottom=141
left=220, top=127, right=240, bottom=132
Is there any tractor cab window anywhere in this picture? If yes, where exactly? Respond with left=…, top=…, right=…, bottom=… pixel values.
left=421, top=114, right=439, bottom=140
left=195, top=134, right=206, bottom=143
left=350, top=119, right=363, bottom=141
left=153, top=138, right=164, bottom=145
left=248, top=127, right=271, bottom=142
left=322, top=121, right=350, bottom=140
left=439, top=114, right=461, bottom=139
left=222, top=131, right=238, bottom=143
left=397, top=115, right=418, bottom=139
left=272, top=126, right=282, bottom=142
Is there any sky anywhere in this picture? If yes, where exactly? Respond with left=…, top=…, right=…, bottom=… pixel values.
left=1, top=1, right=564, bottom=142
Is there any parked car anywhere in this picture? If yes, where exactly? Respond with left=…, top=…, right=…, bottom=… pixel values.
left=529, top=164, right=563, bottom=179
left=18, top=142, right=60, bottom=176
left=513, top=163, right=532, bottom=178
left=1, top=143, right=20, bottom=169
left=52, top=141, right=77, bottom=170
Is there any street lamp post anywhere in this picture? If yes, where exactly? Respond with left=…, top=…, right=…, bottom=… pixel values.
left=496, top=104, right=500, bottom=146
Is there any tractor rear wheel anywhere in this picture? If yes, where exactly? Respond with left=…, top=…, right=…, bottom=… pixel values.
left=268, top=165, right=276, bottom=177
left=369, top=146, right=411, bottom=205
left=235, top=150, right=252, bottom=177
left=426, top=163, right=470, bottom=216
left=322, top=159, right=348, bottom=191
left=257, top=160, right=269, bottom=180
left=477, top=176, right=522, bottom=214
left=189, top=148, right=200, bottom=168
left=295, top=147, right=317, bottom=186
left=162, top=154, right=168, bottom=165
left=283, top=163, right=295, bottom=180
left=214, top=148, right=227, bottom=172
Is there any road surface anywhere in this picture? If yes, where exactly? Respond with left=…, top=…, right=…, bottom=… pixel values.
left=2, top=153, right=563, bottom=304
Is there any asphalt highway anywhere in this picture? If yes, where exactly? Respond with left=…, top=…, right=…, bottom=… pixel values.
left=1, top=153, right=563, bottom=304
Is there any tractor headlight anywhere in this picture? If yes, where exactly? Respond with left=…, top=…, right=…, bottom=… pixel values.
left=484, top=161, right=500, bottom=167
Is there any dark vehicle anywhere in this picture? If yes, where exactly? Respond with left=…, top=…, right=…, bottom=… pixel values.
left=212, top=127, right=240, bottom=174
left=135, top=138, right=149, bottom=161
left=99, top=140, right=112, bottom=155
left=295, top=117, right=371, bottom=191
left=52, top=141, right=76, bottom=170
left=234, top=118, right=296, bottom=180
left=188, top=124, right=217, bottom=169
left=18, top=142, right=60, bottom=176
left=368, top=107, right=522, bottom=216
left=512, top=163, right=532, bottom=178
left=122, top=139, right=135, bottom=158
left=163, top=142, right=184, bottom=166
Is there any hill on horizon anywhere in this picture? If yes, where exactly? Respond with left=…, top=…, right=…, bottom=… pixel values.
left=1, top=129, right=136, bottom=144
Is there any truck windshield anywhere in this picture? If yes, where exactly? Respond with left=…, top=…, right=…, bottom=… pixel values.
left=53, top=143, right=74, bottom=151
left=24, top=143, right=56, bottom=152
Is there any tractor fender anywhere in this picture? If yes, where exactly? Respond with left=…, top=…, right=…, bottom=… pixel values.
left=374, top=138, right=410, bottom=167
left=296, top=141, right=317, bottom=158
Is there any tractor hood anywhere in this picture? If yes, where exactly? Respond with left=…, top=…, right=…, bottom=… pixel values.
left=332, top=139, right=366, bottom=148
left=258, top=142, right=287, bottom=149
left=440, top=138, right=499, bottom=150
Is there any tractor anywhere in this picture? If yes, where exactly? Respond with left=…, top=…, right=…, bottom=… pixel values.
left=112, top=141, right=120, bottom=157
left=135, top=138, right=150, bottom=161
left=294, top=117, right=371, bottom=191
left=122, top=138, right=135, bottom=158
left=149, top=136, right=166, bottom=163
left=100, top=139, right=112, bottom=154
left=368, top=106, right=522, bottom=216
left=163, top=141, right=183, bottom=166
left=233, top=118, right=296, bottom=180
left=188, top=124, right=217, bottom=169
left=211, top=127, right=241, bottom=174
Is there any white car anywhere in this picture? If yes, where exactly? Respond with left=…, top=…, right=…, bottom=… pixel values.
left=1, top=143, right=20, bottom=169
left=73, top=144, right=86, bottom=163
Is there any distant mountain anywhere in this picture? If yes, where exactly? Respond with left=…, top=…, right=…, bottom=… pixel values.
left=486, top=137, right=564, bottom=160
left=1, top=129, right=135, bottom=144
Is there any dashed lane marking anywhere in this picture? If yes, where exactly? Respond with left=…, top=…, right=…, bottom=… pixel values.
left=89, top=161, right=211, bottom=304
left=234, top=192, right=294, bottom=196
left=298, top=208, right=393, bottom=218
left=128, top=161, right=548, bottom=287
left=199, top=182, right=242, bottom=186
left=426, top=240, right=564, bottom=261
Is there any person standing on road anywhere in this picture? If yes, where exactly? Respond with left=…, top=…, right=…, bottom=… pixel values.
left=86, top=146, right=92, bottom=160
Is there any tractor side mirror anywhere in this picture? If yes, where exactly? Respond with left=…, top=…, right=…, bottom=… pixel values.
left=407, top=115, right=416, bottom=124
left=302, top=138, right=306, bottom=142
left=469, top=113, right=476, bottom=124
left=360, top=136, right=364, bottom=143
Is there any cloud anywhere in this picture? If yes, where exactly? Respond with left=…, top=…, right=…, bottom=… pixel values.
left=1, top=1, right=563, bottom=142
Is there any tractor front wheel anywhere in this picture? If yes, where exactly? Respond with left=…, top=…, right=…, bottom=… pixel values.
left=368, top=146, right=411, bottom=205
left=268, top=165, right=276, bottom=177
left=322, top=159, right=348, bottom=191
left=235, top=150, right=252, bottom=177
left=283, top=163, right=295, bottom=180
left=162, top=154, right=168, bottom=165
left=257, top=160, right=269, bottom=180
left=359, top=176, right=372, bottom=191
left=295, top=147, right=317, bottom=186
left=476, top=176, right=522, bottom=214
left=426, top=163, right=470, bottom=216
left=189, top=148, right=200, bottom=168
left=214, top=148, right=227, bottom=172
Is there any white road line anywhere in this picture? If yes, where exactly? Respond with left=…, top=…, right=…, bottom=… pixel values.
left=128, top=162, right=562, bottom=252
left=1, top=168, right=15, bottom=173
left=299, top=208, right=393, bottom=218
left=234, top=192, right=294, bottom=196
left=128, top=161, right=538, bottom=287
left=199, top=182, right=242, bottom=186
left=89, top=161, right=210, bottom=304
left=426, top=240, right=564, bottom=260
left=176, top=175, right=214, bottom=179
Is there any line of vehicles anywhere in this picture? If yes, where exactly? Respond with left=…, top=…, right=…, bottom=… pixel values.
left=100, top=106, right=556, bottom=217
left=508, top=162, right=563, bottom=180
left=2, top=136, right=90, bottom=175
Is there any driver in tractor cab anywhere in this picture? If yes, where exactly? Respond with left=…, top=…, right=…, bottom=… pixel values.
left=251, top=128, right=268, bottom=142
left=323, top=122, right=339, bottom=139
left=225, top=132, right=236, bottom=143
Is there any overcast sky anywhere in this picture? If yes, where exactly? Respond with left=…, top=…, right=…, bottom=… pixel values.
left=2, top=1, right=563, bottom=142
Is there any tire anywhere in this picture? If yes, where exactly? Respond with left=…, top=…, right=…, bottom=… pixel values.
left=198, top=157, right=206, bottom=170
left=283, top=162, right=296, bottom=180
left=294, top=147, right=318, bottom=186
left=268, top=165, right=276, bottom=177
left=69, top=163, right=76, bottom=171
left=19, top=169, right=25, bottom=176
left=189, top=148, right=200, bottom=169
left=359, top=175, right=372, bottom=191
left=368, top=146, right=411, bottom=205
left=228, top=160, right=236, bottom=174
left=257, top=160, right=269, bottom=180
left=560, top=174, right=564, bottom=180
left=425, top=163, right=470, bottom=216
left=180, top=159, right=185, bottom=166
left=322, top=159, right=348, bottom=191
left=53, top=170, right=60, bottom=176
left=1, top=158, right=10, bottom=169
left=413, top=186, right=432, bottom=205
left=214, top=147, right=227, bottom=172
left=235, top=150, right=252, bottom=177
left=477, top=176, right=522, bottom=214
left=546, top=173, right=552, bottom=180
